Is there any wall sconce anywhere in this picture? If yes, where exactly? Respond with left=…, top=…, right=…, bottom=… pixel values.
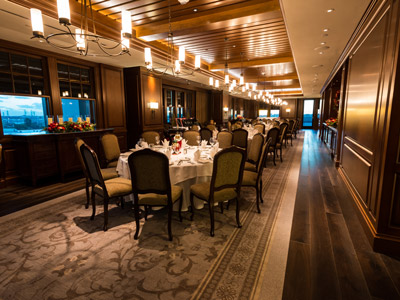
left=149, top=102, right=159, bottom=110
left=223, top=107, right=229, bottom=112
left=286, top=108, right=291, bottom=113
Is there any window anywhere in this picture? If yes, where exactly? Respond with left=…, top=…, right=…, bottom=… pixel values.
left=271, top=109, right=280, bottom=118
left=0, top=95, right=48, bottom=135
left=163, top=87, right=195, bottom=124
left=58, top=63, right=95, bottom=122
left=0, top=51, right=45, bottom=95
left=259, top=110, right=268, bottom=118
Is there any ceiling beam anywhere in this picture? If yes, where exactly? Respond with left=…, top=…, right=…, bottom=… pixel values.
left=136, top=0, right=281, bottom=42
left=210, top=56, right=294, bottom=70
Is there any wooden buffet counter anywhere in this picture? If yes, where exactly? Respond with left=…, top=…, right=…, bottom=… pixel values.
left=321, top=123, right=338, bottom=159
left=12, top=129, right=113, bottom=186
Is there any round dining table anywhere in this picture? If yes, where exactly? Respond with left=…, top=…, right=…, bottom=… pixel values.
left=116, top=146, right=216, bottom=211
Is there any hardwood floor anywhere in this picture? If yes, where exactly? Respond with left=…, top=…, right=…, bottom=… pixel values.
left=283, top=130, right=400, bottom=300
left=0, top=177, right=86, bottom=217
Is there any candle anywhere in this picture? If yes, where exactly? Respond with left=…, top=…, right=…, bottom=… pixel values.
left=77, top=117, right=82, bottom=122
left=68, top=118, right=73, bottom=122
left=47, top=117, right=53, bottom=125
left=86, top=117, right=90, bottom=123
left=58, top=117, right=63, bottom=124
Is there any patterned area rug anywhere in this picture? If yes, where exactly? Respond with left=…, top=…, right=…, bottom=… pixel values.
left=0, top=138, right=301, bottom=300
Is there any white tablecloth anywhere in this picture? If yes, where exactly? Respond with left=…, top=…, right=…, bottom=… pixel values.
left=116, top=146, right=215, bottom=211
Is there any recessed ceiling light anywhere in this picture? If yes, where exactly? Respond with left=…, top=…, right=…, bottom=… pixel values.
left=193, top=8, right=198, bottom=12
left=232, top=45, right=236, bottom=48
left=327, top=8, right=335, bottom=13
left=320, top=42, right=326, bottom=45
left=319, top=52, right=324, bottom=55
left=323, top=28, right=329, bottom=32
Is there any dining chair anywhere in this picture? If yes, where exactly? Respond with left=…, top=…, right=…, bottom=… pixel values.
left=245, top=133, right=264, bottom=172
left=227, top=121, right=232, bottom=132
left=128, top=149, right=183, bottom=241
left=276, top=123, right=288, bottom=162
left=279, top=123, right=289, bottom=147
left=232, top=128, right=248, bottom=149
left=75, top=138, right=118, bottom=209
left=217, top=131, right=233, bottom=148
left=206, top=124, right=216, bottom=131
left=191, top=124, right=200, bottom=131
left=189, top=146, right=246, bottom=237
left=183, top=130, right=200, bottom=146
left=254, top=123, right=265, bottom=134
left=101, top=133, right=120, bottom=168
left=285, top=120, right=295, bottom=146
left=142, top=131, right=160, bottom=145
left=266, top=127, right=280, bottom=166
left=242, top=137, right=272, bottom=213
left=80, top=143, right=132, bottom=231
left=200, top=128, right=212, bottom=143
left=294, top=119, right=300, bottom=139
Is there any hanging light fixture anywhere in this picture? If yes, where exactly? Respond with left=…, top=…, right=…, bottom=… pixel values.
left=195, top=55, right=201, bottom=69
left=30, top=0, right=130, bottom=56
left=179, top=46, right=185, bottom=63
left=215, top=80, right=220, bottom=88
left=239, top=52, right=245, bottom=86
left=209, top=77, right=214, bottom=86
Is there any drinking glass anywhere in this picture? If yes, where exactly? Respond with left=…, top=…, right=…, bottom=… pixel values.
left=155, top=135, right=160, bottom=145
left=210, top=137, right=215, bottom=145
left=196, top=135, right=201, bottom=146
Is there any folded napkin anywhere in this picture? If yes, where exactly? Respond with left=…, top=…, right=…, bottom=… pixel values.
left=201, top=140, right=208, bottom=148
left=165, top=149, right=172, bottom=159
left=193, top=149, right=200, bottom=162
left=135, top=144, right=142, bottom=150
left=213, top=129, right=218, bottom=139
left=162, top=139, right=169, bottom=149
left=181, top=139, right=187, bottom=149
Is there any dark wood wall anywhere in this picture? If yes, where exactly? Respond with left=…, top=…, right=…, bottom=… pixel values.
left=0, top=40, right=127, bottom=187
left=322, top=0, right=400, bottom=254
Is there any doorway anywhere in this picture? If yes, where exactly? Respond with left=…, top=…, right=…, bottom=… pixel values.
left=303, top=99, right=314, bottom=128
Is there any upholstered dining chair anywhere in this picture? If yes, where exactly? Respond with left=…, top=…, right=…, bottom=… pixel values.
left=189, top=146, right=246, bottom=237
left=244, top=133, right=265, bottom=172
left=254, top=123, right=265, bottom=134
left=227, top=121, right=232, bottom=132
left=191, top=124, right=200, bottom=131
left=217, top=131, right=233, bottom=148
left=279, top=123, right=289, bottom=147
left=232, top=128, right=248, bottom=149
left=142, top=131, right=160, bottom=145
left=294, top=119, right=300, bottom=138
left=276, top=123, right=288, bottom=162
left=206, top=124, right=216, bottom=131
left=200, top=128, right=212, bottom=143
left=101, top=133, right=120, bottom=168
left=285, top=120, right=295, bottom=146
left=128, top=149, right=183, bottom=241
left=75, top=138, right=119, bottom=209
left=183, top=130, right=200, bottom=146
left=80, top=143, right=132, bottom=231
left=242, top=137, right=272, bottom=213
left=266, top=127, right=280, bottom=166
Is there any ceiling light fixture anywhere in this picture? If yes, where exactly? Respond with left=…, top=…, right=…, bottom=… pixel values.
left=323, top=28, right=329, bottom=32
left=30, top=0, right=130, bottom=56
left=327, top=8, right=335, bottom=13
left=178, top=0, right=190, bottom=4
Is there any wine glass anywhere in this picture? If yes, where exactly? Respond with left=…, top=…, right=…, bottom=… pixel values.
left=196, top=135, right=201, bottom=147
left=210, top=137, right=215, bottom=146
left=138, top=138, right=144, bottom=147
left=155, top=135, right=160, bottom=145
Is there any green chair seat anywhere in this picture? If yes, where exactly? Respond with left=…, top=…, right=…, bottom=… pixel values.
left=190, top=182, right=237, bottom=203
left=107, top=161, right=118, bottom=168
left=244, top=161, right=256, bottom=172
left=242, top=170, right=257, bottom=186
left=101, top=167, right=119, bottom=180
left=139, top=185, right=183, bottom=206
left=95, top=177, right=132, bottom=198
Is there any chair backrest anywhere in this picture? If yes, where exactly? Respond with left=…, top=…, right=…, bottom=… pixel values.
left=232, top=128, right=248, bottom=149
left=288, top=120, right=295, bottom=133
left=142, top=131, right=160, bottom=144
left=227, top=121, right=232, bottom=132
left=279, top=123, right=288, bottom=143
left=267, top=127, right=280, bottom=147
left=217, top=131, right=233, bottom=148
left=128, top=149, right=171, bottom=197
left=200, top=128, right=212, bottom=143
left=80, top=143, right=105, bottom=189
left=74, top=138, right=88, bottom=176
left=183, top=130, right=200, bottom=146
left=256, top=137, right=272, bottom=179
left=206, top=124, right=216, bottom=131
left=248, top=133, right=264, bottom=165
left=236, top=121, right=243, bottom=128
left=101, top=133, right=120, bottom=163
left=254, top=123, right=265, bottom=134
left=210, top=146, right=246, bottom=197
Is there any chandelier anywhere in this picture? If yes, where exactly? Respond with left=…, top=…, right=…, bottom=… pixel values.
left=30, top=0, right=131, bottom=57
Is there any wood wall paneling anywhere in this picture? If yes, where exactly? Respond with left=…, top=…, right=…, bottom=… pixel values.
left=196, top=90, right=210, bottom=124
left=141, top=74, right=163, bottom=128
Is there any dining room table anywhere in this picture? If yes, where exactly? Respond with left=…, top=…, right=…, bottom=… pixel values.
left=116, top=145, right=219, bottom=211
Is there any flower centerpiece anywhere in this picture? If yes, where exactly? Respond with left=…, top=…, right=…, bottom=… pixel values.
left=172, top=133, right=182, bottom=154
left=45, top=120, right=96, bottom=133
left=325, top=118, right=338, bottom=128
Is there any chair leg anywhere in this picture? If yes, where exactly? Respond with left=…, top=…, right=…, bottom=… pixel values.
left=209, top=202, right=215, bottom=237
left=236, top=197, right=242, bottom=228
left=168, top=204, right=173, bottom=241
left=273, top=150, right=276, bottom=166
left=220, top=202, right=224, bottom=214
left=85, top=178, right=90, bottom=209
left=255, top=186, right=260, bottom=214
left=280, top=147, right=283, bottom=162
left=120, top=197, right=124, bottom=209
left=144, top=205, right=148, bottom=221
left=178, top=195, right=183, bottom=222
left=260, top=179, right=264, bottom=203
left=190, top=193, right=195, bottom=221
left=291, top=135, right=293, bottom=146
left=134, top=203, right=140, bottom=240
left=90, top=189, right=96, bottom=220
left=103, top=197, right=109, bottom=231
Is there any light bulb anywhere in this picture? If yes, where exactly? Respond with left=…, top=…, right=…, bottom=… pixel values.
left=75, top=29, right=85, bottom=52
left=225, top=75, right=229, bottom=85
left=144, top=48, right=152, bottom=65
left=209, top=77, right=214, bottom=86
left=179, top=46, right=185, bottom=63
left=57, top=0, right=71, bottom=25
left=215, top=80, right=219, bottom=88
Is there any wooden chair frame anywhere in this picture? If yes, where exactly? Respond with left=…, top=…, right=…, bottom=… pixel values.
left=232, top=128, right=248, bottom=149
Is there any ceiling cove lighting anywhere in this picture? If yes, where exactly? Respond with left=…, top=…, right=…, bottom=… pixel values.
left=30, top=0, right=131, bottom=56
